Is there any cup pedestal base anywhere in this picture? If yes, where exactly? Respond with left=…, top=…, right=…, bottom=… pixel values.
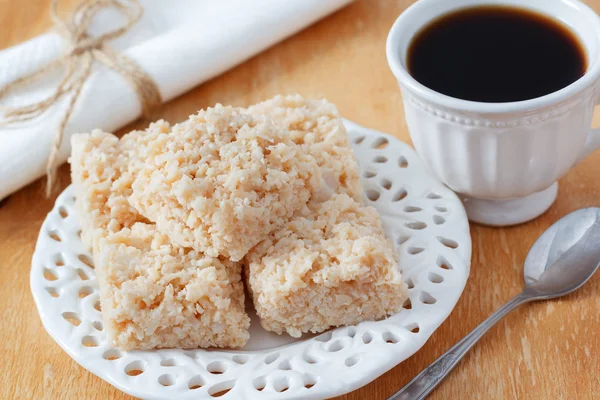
left=460, top=183, right=558, bottom=227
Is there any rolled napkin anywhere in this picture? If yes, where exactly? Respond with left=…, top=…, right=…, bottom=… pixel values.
left=0, top=0, right=352, bottom=200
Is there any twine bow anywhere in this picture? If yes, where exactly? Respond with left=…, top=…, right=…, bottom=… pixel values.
left=0, top=0, right=162, bottom=196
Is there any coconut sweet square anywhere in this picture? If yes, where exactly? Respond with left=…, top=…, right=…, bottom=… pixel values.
left=129, top=105, right=321, bottom=261
left=248, top=95, right=363, bottom=203
left=70, top=128, right=250, bottom=350
left=244, top=193, right=408, bottom=338
left=96, top=223, right=250, bottom=350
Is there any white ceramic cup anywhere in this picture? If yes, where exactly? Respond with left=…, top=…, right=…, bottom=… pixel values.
left=387, top=0, right=600, bottom=226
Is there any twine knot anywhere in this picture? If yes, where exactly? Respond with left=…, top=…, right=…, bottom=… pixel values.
left=0, top=0, right=162, bottom=196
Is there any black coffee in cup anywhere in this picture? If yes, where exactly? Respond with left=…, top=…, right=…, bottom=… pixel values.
left=407, top=6, right=587, bottom=103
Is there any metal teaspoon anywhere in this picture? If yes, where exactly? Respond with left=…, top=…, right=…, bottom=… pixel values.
left=389, top=207, right=600, bottom=400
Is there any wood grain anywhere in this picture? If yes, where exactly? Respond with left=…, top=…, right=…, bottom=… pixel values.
left=1, top=0, right=599, bottom=399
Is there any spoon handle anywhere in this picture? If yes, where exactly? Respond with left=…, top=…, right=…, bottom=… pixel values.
left=388, top=292, right=531, bottom=400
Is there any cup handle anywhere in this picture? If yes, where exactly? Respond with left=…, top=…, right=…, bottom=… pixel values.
left=577, top=128, right=600, bottom=163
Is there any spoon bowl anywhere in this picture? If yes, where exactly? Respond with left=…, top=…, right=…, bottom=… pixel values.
left=524, top=207, right=600, bottom=299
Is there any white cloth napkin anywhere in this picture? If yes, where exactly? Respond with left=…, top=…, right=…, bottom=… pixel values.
left=0, top=0, right=351, bottom=200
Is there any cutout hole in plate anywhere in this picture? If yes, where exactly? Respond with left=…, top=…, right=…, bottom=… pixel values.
left=103, top=349, right=122, bottom=361
left=54, top=253, right=65, bottom=267
left=78, top=254, right=94, bottom=269
left=392, top=189, right=407, bottom=202
left=48, top=230, right=62, bottom=242
left=303, top=373, right=317, bottom=389
left=253, top=376, right=266, bottom=392
left=345, top=356, right=359, bottom=367
left=158, top=374, right=175, bottom=387
left=347, top=326, right=357, bottom=338
left=78, top=286, right=93, bottom=298
left=366, top=189, right=381, bottom=201
left=232, top=355, right=248, bottom=365
left=58, top=206, right=69, bottom=218
left=399, top=156, right=409, bottom=168
left=188, top=375, right=205, bottom=390
left=383, top=332, right=400, bottom=344
left=76, top=268, right=89, bottom=280
left=327, top=340, right=344, bottom=352
left=380, top=178, right=392, bottom=190
left=303, top=353, right=319, bottom=364
left=62, top=312, right=81, bottom=327
left=372, top=137, right=389, bottom=149
left=125, top=360, right=146, bottom=377
left=428, top=272, right=444, bottom=284
left=273, top=377, right=290, bottom=393
left=406, top=221, right=427, bottom=230
left=81, top=335, right=99, bottom=347
left=278, top=360, right=292, bottom=370
left=45, top=287, right=59, bottom=298
left=208, top=380, right=236, bottom=398
left=407, top=247, right=424, bottom=255
left=92, top=321, right=103, bottom=331
left=364, top=170, right=377, bottom=179
left=397, top=236, right=410, bottom=245
left=207, top=361, right=227, bottom=374
left=43, top=268, right=57, bottom=281
left=420, top=291, right=437, bottom=305
left=437, top=256, right=454, bottom=270
left=438, top=237, right=459, bottom=249
left=265, top=352, right=279, bottom=365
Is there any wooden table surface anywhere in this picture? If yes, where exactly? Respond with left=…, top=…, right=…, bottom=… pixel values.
left=1, top=0, right=599, bottom=399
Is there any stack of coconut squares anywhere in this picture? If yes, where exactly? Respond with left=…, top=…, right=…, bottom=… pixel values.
left=70, top=95, right=407, bottom=350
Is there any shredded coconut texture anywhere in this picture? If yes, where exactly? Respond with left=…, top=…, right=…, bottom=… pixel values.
left=248, top=95, right=363, bottom=204
left=244, top=193, right=407, bottom=338
left=97, top=223, right=249, bottom=350
left=129, top=105, right=321, bottom=261
left=70, top=128, right=249, bottom=349
left=69, top=123, right=169, bottom=251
